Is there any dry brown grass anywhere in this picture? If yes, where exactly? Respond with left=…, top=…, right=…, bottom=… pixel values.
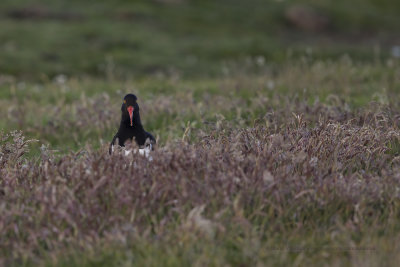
left=2, top=98, right=400, bottom=266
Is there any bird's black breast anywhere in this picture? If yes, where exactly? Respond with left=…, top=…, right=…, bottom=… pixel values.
left=117, top=125, right=147, bottom=147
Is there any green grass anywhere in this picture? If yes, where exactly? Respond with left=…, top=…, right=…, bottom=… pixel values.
left=0, top=0, right=399, bottom=80
left=1, top=0, right=400, bottom=266
left=1, top=59, right=399, bottom=157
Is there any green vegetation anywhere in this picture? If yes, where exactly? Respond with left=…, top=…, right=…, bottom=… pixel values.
left=0, top=0, right=399, bottom=79
left=1, top=0, right=400, bottom=266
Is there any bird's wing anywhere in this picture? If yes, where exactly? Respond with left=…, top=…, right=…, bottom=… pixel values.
left=144, top=131, right=156, bottom=144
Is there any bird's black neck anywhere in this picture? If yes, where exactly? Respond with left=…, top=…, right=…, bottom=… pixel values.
left=116, top=111, right=146, bottom=146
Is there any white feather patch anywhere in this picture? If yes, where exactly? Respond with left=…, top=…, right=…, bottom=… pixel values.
left=111, top=144, right=153, bottom=161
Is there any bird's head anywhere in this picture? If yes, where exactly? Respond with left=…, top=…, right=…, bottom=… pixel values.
left=121, top=94, right=139, bottom=126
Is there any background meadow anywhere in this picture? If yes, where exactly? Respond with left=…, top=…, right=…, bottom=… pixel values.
left=1, top=0, right=400, bottom=266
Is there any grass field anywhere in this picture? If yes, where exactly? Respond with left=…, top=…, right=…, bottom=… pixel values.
left=1, top=0, right=400, bottom=266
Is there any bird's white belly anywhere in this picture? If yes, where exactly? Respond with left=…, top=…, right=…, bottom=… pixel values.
left=111, top=144, right=153, bottom=161
left=124, top=147, right=152, bottom=160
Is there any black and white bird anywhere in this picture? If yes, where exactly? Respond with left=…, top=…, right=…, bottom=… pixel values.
left=109, top=94, right=156, bottom=158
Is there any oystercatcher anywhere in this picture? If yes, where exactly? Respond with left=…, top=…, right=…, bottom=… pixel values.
left=109, top=94, right=156, bottom=156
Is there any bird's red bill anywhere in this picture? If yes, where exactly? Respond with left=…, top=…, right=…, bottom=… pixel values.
left=127, top=106, right=134, bottom=126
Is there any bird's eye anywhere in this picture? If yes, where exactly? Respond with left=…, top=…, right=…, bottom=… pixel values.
left=123, top=100, right=126, bottom=104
